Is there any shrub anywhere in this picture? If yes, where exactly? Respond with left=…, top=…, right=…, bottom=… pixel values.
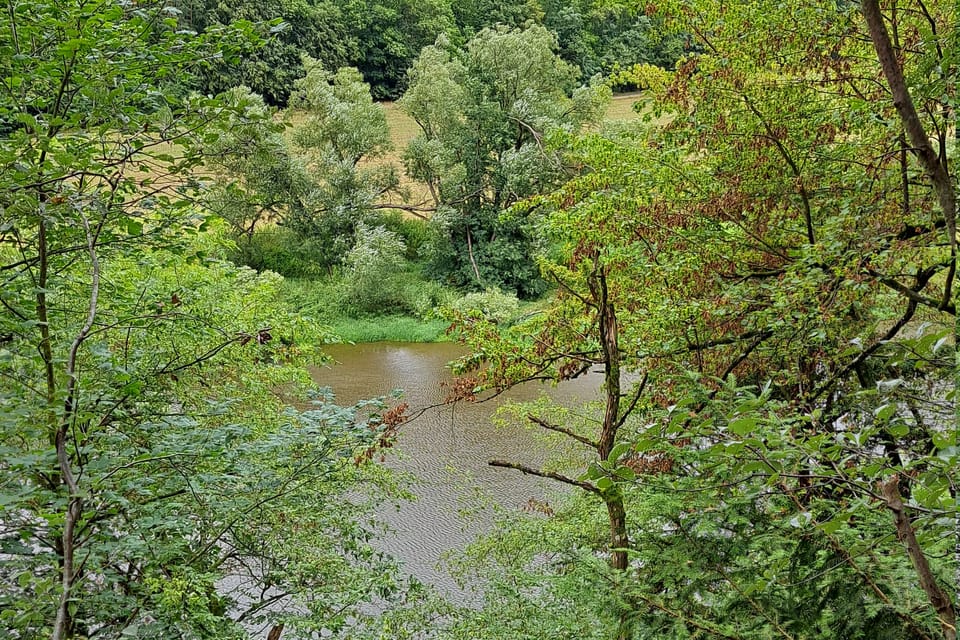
left=231, top=226, right=330, bottom=278
left=446, top=288, right=522, bottom=324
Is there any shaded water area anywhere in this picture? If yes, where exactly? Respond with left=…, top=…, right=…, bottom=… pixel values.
left=310, top=342, right=601, bottom=599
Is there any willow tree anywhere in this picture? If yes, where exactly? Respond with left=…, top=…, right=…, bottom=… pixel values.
left=446, top=1, right=956, bottom=638
left=401, top=24, right=610, bottom=297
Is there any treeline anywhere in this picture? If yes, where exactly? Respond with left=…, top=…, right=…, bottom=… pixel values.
left=171, top=0, right=686, bottom=105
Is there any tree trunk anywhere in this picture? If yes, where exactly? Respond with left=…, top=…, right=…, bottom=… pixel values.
left=881, top=477, right=956, bottom=640
left=861, top=0, right=957, bottom=309
left=589, top=258, right=634, bottom=640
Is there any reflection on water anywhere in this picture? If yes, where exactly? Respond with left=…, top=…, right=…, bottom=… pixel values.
left=310, top=342, right=600, bottom=598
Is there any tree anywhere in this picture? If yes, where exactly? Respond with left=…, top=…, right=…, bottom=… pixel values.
left=450, top=0, right=544, bottom=37
left=401, top=24, right=611, bottom=297
left=0, top=2, right=405, bottom=637
left=202, top=86, right=312, bottom=247
left=541, top=0, right=687, bottom=83
left=284, top=60, right=399, bottom=269
left=172, top=0, right=363, bottom=106
left=443, top=0, right=956, bottom=637
left=351, top=0, right=458, bottom=100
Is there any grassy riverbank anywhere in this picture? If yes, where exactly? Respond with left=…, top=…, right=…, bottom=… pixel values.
left=281, top=278, right=452, bottom=343
left=326, top=316, right=450, bottom=343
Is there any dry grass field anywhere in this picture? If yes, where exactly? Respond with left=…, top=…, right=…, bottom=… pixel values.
left=604, top=91, right=645, bottom=121
left=131, top=92, right=646, bottom=215
left=367, top=92, right=646, bottom=214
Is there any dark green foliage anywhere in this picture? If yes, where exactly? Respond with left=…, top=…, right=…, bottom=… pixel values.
left=168, top=0, right=684, bottom=105
left=231, top=226, right=330, bottom=277
left=171, top=0, right=456, bottom=104
left=451, top=0, right=544, bottom=36
left=172, top=0, right=360, bottom=106
left=542, top=1, right=687, bottom=82
left=352, top=0, right=458, bottom=100
left=426, top=210, right=548, bottom=298
left=380, top=211, right=437, bottom=261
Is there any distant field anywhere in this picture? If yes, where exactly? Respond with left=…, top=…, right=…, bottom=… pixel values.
left=377, top=92, right=644, bottom=150
left=125, top=92, right=646, bottom=214
left=369, top=93, right=646, bottom=214
left=605, top=91, right=644, bottom=121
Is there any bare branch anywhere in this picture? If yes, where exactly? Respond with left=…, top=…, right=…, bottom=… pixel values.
left=527, top=414, right=599, bottom=450
left=489, top=459, right=600, bottom=495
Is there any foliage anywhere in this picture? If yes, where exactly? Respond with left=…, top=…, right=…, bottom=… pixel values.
left=0, top=2, right=407, bottom=637
left=401, top=25, right=611, bottom=297
left=451, top=0, right=544, bottom=37
left=281, top=267, right=455, bottom=328
left=542, top=0, right=688, bottom=85
left=352, top=0, right=458, bottom=100
left=341, top=223, right=410, bottom=315
left=444, top=288, right=522, bottom=325
left=285, top=61, right=399, bottom=269
left=227, top=225, right=331, bottom=278
left=170, top=0, right=457, bottom=104
left=171, top=0, right=362, bottom=106
left=202, top=86, right=312, bottom=245
left=443, top=0, right=957, bottom=638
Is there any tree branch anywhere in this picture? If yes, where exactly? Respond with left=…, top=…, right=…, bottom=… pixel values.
left=861, top=0, right=957, bottom=311
left=881, top=476, right=956, bottom=640
left=527, top=414, right=599, bottom=450
left=489, top=460, right=600, bottom=495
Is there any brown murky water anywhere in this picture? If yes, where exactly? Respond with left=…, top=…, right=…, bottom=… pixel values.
left=310, top=342, right=601, bottom=598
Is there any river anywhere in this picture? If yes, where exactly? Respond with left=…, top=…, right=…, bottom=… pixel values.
left=310, top=341, right=601, bottom=599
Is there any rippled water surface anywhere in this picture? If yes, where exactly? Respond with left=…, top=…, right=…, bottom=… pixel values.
left=310, top=342, right=600, bottom=597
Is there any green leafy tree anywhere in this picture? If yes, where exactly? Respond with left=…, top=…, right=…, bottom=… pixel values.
left=172, top=0, right=362, bottom=106
left=202, top=86, right=312, bottom=246
left=401, top=24, right=610, bottom=297
left=0, top=2, right=405, bottom=637
left=340, top=222, right=408, bottom=315
left=450, top=0, right=544, bottom=37
left=442, top=0, right=956, bottom=638
left=351, top=0, right=458, bottom=100
left=541, top=0, right=687, bottom=83
left=285, top=61, right=400, bottom=269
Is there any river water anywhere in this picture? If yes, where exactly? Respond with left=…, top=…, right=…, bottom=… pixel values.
left=310, top=341, right=601, bottom=598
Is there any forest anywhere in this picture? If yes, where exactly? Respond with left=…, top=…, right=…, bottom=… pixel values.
left=0, top=0, right=956, bottom=639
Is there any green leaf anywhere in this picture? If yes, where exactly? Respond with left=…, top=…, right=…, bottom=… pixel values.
left=607, top=442, right=631, bottom=463
left=885, top=422, right=910, bottom=437
left=873, top=403, right=897, bottom=422
left=728, top=417, right=758, bottom=436
left=614, top=466, right=636, bottom=482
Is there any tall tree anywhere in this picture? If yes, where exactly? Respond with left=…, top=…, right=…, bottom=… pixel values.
left=444, top=0, right=956, bottom=637
left=0, top=3, right=404, bottom=637
left=401, top=24, right=610, bottom=297
left=286, top=60, right=399, bottom=268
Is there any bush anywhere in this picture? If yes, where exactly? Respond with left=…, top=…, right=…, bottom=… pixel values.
left=380, top=211, right=435, bottom=261
left=446, top=288, right=522, bottom=324
left=231, top=226, right=329, bottom=278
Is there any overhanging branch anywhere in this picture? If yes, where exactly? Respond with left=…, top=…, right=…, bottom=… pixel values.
left=489, top=459, right=600, bottom=495
left=527, top=414, right=599, bottom=450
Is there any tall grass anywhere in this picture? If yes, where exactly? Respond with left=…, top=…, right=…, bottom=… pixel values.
left=326, top=316, right=450, bottom=343
left=280, top=277, right=453, bottom=343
